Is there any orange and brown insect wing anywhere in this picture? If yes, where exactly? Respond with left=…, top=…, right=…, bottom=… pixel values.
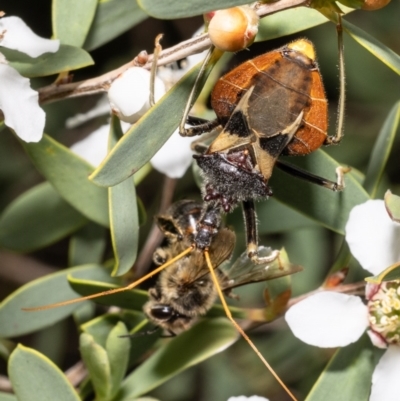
left=285, top=69, right=328, bottom=156
left=210, top=51, right=280, bottom=122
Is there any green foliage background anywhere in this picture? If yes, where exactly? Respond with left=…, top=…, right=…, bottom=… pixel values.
left=0, top=0, right=399, bottom=400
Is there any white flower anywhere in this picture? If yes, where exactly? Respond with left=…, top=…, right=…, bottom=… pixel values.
left=108, top=67, right=166, bottom=123
left=0, top=16, right=59, bottom=142
left=285, top=199, right=400, bottom=401
left=150, top=128, right=194, bottom=178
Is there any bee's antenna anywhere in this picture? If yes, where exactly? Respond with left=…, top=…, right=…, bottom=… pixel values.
left=204, top=250, right=298, bottom=401
left=22, top=246, right=194, bottom=312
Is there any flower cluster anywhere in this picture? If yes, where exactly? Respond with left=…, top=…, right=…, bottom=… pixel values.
left=285, top=199, right=400, bottom=401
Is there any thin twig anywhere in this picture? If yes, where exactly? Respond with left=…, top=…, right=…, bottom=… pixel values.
left=133, top=176, right=177, bottom=279
left=65, top=360, right=87, bottom=387
left=0, top=375, right=12, bottom=393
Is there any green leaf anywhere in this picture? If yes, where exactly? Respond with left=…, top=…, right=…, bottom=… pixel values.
left=305, top=335, right=375, bottom=401
left=80, top=333, right=111, bottom=401
left=8, top=345, right=80, bottom=401
left=228, top=197, right=317, bottom=235
left=0, top=182, right=87, bottom=252
left=363, top=101, right=400, bottom=197
left=109, top=116, right=139, bottom=276
left=0, top=265, right=113, bottom=337
left=138, top=0, right=252, bottom=19
left=365, top=261, right=400, bottom=283
left=385, top=189, right=400, bottom=222
left=84, top=0, right=148, bottom=51
left=91, top=50, right=222, bottom=187
left=68, top=278, right=148, bottom=310
left=271, top=150, right=370, bottom=234
left=52, top=0, right=98, bottom=47
left=343, top=20, right=400, bottom=75
left=22, top=134, right=109, bottom=227
left=106, top=322, right=130, bottom=398
left=256, top=6, right=352, bottom=42
left=3, top=45, right=94, bottom=77
left=116, top=318, right=238, bottom=400
left=69, top=221, right=107, bottom=265
left=0, top=393, right=17, bottom=401
left=81, top=311, right=159, bottom=366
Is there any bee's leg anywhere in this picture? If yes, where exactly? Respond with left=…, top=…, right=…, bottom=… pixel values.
left=276, top=160, right=350, bottom=191
left=242, top=200, right=279, bottom=265
left=161, top=331, right=177, bottom=338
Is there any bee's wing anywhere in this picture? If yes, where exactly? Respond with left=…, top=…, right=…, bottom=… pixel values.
left=221, top=247, right=302, bottom=290
left=187, top=228, right=236, bottom=282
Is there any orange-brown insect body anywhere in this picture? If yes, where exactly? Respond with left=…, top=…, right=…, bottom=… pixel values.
left=210, top=40, right=327, bottom=158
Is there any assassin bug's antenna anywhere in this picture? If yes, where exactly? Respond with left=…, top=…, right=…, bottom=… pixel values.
left=203, top=250, right=299, bottom=401
left=22, top=246, right=193, bottom=312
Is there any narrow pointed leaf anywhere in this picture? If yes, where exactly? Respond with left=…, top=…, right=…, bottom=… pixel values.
left=363, top=101, right=400, bottom=197
left=53, top=0, right=98, bottom=47
left=343, top=20, right=400, bottom=75
left=69, top=222, right=107, bottom=266
left=109, top=115, right=139, bottom=276
left=0, top=265, right=112, bottom=337
left=385, top=190, right=400, bottom=222
left=84, top=0, right=148, bottom=51
left=22, top=134, right=109, bottom=226
left=8, top=345, right=80, bottom=401
left=81, top=312, right=159, bottom=366
left=305, top=335, right=375, bottom=401
left=0, top=182, right=87, bottom=252
left=138, top=0, right=240, bottom=18
left=80, top=333, right=111, bottom=401
left=91, top=51, right=222, bottom=187
left=365, top=261, right=400, bottom=284
left=3, top=45, right=94, bottom=77
left=106, top=322, right=130, bottom=398
left=271, top=150, right=370, bottom=234
left=116, top=318, right=238, bottom=400
left=256, top=6, right=353, bottom=42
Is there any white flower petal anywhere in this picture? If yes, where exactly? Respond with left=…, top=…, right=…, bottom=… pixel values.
left=345, top=200, right=400, bottom=275
left=370, top=345, right=400, bottom=401
left=0, top=63, right=45, bottom=142
left=285, top=292, right=368, bottom=347
left=150, top=129, right=194, bottom=178
left=108, top=67, right=166, bottom=123
left=227, top=397, right=269, bottom=401
left=70, top=124, right=110, bottom=167
left=0, top=16, right=59, bottom=57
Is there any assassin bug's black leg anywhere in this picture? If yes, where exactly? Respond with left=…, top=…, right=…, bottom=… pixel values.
left=276, top=160, right=349, bottom=191
left=243, top=200, right=279, bottom=264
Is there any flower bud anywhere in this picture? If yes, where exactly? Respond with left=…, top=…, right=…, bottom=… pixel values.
left=207, top=6, right=259, bottom=52
left=361, top=0, right=391, bottom=10
left=108, top=67, right=166, bottom=123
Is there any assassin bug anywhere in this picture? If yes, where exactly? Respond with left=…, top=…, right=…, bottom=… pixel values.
left=179, top=25, right=346, bottom=265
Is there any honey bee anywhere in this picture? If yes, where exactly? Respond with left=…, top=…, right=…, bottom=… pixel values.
left=144, top=200, right=299, bottom=335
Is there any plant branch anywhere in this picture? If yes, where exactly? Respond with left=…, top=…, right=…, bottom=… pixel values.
left=38, top=0, right=308, bottom=105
